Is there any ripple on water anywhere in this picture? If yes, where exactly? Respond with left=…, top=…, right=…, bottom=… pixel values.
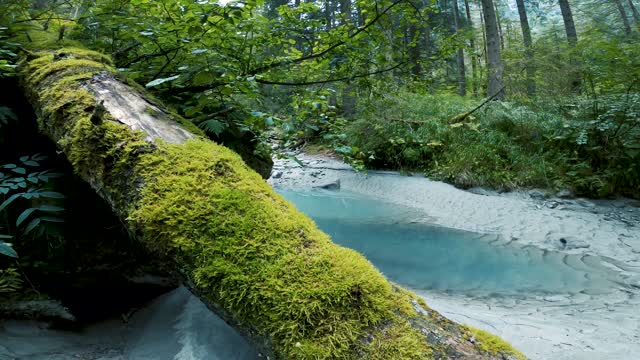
left=279, top=189, right=631, bottom=297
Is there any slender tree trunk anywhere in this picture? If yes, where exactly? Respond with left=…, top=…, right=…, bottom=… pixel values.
left=339, top=0, right=356, bottom=117
left=423, top=24, right=435, bottom=87
left=408, top=23, right=422, bottom=77
left=613, top=0, right=633, bottom=35
left=494, top=1, right=504, bottom=50
left=516, top=0, right=536, bottom=96
left=558, top=0, right=578, bottom=45
left=479, top=3, right=487, bottom=65
left=558, top=0, right=580, bottom=92
left=464, top=0, right=479, bottom=97
left=628, top=0, right=640, bottom=25
left=480, top=0, right=504, bottom=99
left=453, top=0, right=467, bottom=96
left=325, top=0, right=333, bottom=30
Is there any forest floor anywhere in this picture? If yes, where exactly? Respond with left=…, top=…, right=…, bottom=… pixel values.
left=269, top=151, right=640, bottom=360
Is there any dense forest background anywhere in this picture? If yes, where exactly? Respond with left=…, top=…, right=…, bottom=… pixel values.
left=1, top=0, right=639, bottom=200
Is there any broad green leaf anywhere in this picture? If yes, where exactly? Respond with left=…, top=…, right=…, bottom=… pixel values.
left=24, top=218, right=41, bottom=234
left=16, top=208, right=37, bottom=227
left=37, top=191, right=65, bottom=199
left=145, top=75, right=181, bottom=88
left=0, top=241, right=17, bottom=258
left=0, top=193, right=22, bottom=212
left=40, top=216, right=64, bottom=223
left=35, top=205, right=64, bottom=212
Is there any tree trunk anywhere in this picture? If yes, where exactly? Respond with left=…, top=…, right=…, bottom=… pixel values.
left=629, top=0, right=640, bottom=25
left=558, top=0, right=578, bottom=45
left=453, top=0, right=467, bottom=96
left=494, top=1, right=505, bottom=50
left=325, top=0, right=333, bottom=30
left=515, top=0, right=536, bottom=96
left=409, top=22, right=422, bottom=77
left=558, top=0, right=580, bottom=92
left=464, top=0, right=479, bottom=97
left=339, top=0, right=356, bottom=117
left=18, top=46, right=524, bottom=360
left=480, top=0, right=505, bottom=99
left=479, top=3, right=488, bottom=67
left=613, top=0, right=633, bottom=35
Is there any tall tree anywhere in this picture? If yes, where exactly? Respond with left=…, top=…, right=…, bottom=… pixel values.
left=339, top=0, right=356, bottom=116
left=464, top=0, right=479, bottom=96
left=613, top=0, right=633, bottom=35
left=494, top=1, right=505, bottom=49
left=480, top=0, right=504, bottom=99
left=558, top=0, right=578, bottom=45
left=516, top=0, right=535, bottom=95
left=558, top=0, right=580, bottom=92
left=408, top=23, right=422, bottom=76
left=453, top=0, right=467, bottom=96
left=628, top=0, right=640, bottom=25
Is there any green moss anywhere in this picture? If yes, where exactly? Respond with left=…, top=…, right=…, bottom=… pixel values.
left=17, top=21, right=84, bottom=50
left=129, top=139, right=404, bottom=358
left=465, top=326, right=527, bottom=360
left=28, top=58, right=113, bottom=87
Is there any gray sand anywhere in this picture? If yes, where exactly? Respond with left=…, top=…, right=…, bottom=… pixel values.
left=269, top=151, right=640, bottom=360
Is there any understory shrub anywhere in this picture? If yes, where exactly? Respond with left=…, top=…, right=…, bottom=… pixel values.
left=331, top=91, right=640, bottom=198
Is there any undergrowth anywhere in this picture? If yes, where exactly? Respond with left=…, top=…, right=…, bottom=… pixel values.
left=330, top=91, right=640, bottom=198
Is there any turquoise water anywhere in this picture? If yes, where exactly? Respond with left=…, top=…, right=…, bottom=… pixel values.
left=279, top=189, right=623, bottom=296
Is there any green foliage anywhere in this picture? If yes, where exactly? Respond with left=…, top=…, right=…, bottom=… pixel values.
left=0, top=155, right=65, bottom=258
left=0, top=268, right=22, bottom=293
left=0, top=26, right=19, bottom=79
left=332, top=90, right=640, bottom=197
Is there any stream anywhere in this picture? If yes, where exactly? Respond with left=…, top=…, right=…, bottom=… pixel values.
left=279, top=189, right=627, bottom=296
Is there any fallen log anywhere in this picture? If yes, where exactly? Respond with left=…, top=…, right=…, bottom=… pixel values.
left=18, top=46, right=525, bottom=360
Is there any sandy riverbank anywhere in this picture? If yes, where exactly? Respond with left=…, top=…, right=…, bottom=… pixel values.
left=269, top=151, right=640, bottom=360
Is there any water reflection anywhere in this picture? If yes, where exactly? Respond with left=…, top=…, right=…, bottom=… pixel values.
left=279, top=189, right=625, bottom=295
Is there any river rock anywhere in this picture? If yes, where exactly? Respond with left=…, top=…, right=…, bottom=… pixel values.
left=553, top=235, right=590, bottom=250
left=314, top=179, right=340, bottom=190
left=556, top=189, right=575, bottom=199
left=0, top=300, right=76, bottom=323
left=527, top=189, right=547, bottom=200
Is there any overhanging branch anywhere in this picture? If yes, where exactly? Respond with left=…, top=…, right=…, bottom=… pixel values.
left=245, top=0, right=407, bottom=76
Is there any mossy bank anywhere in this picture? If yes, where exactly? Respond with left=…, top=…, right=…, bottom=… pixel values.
left=17, top=43, right=525, bottom=359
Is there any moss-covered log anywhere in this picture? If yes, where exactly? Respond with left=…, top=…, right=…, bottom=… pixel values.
left=18, top=46, right=526, bottom=360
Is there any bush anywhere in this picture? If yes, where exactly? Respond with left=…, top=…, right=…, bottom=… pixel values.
left=329, top=90, right=640, bottom=198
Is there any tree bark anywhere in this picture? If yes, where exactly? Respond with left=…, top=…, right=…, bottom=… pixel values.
left=464, top=0, right=479, bottom=97
left=558, top=0, right=580, bottom=92
left=18, top=46, right=524, bottom=360
left=453, top=0, right=467, bottom=96
left=339, top=0, right=356, bottom=117
left=613, top=0, right=633, bottom=35
left=494, top=1, right=505, bottom=50
left=480, top=0, right=505, bottom=99
left=558, top=0, right=578, bottom=45
left=408, top=22, right=422, bottom=77
left=629, top=0, right=640, bottom=25
left=515, top=0, right=536, bottom=96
